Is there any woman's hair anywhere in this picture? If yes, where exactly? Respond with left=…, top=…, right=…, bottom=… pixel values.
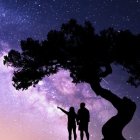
left=69, top=106, right=75, bottom=112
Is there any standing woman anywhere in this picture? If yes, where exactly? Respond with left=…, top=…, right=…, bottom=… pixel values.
left=57, top=106, right=77, bottom=140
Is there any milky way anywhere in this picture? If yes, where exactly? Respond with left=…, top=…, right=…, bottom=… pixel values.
left=0, top=0, right=140, bottom=140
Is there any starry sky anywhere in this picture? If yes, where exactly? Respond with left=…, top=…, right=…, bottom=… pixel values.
left=0, top=0, right=140, bottom=140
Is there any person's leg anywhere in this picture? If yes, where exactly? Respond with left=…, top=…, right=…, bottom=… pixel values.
left=85, top=130, right=89, bottom=140
left=68, top=127, right=72, bottom=140
left=85, top=124, right=89, bottom=140
left=80, top=130, right=84, bottom=140
left=73, top=126, right=77, bottom=140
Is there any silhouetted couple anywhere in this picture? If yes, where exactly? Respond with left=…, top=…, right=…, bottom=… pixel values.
left=58, top=102, right=90, bottom=140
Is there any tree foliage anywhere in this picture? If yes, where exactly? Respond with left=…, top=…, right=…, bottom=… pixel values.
left=4, top=19, right=140, bottom=90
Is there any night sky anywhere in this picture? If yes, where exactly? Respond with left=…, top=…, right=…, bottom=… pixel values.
left=0, top=0, right=140, bottom=140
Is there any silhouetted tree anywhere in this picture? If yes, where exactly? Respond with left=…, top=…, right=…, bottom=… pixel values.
left=3, top=19, right=139, bottom=139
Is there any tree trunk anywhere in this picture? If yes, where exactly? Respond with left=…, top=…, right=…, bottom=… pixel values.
left=90, top=82, right=136, bottom=140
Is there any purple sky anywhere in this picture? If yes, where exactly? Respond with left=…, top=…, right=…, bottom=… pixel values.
left=0, top=0, right=140, bottom=139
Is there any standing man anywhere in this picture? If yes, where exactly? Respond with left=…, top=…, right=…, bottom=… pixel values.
left=77, top=102, right=90, bottom=140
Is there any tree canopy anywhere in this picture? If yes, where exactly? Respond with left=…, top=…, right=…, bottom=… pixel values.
left=3, top=19, right=140, bottom=90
